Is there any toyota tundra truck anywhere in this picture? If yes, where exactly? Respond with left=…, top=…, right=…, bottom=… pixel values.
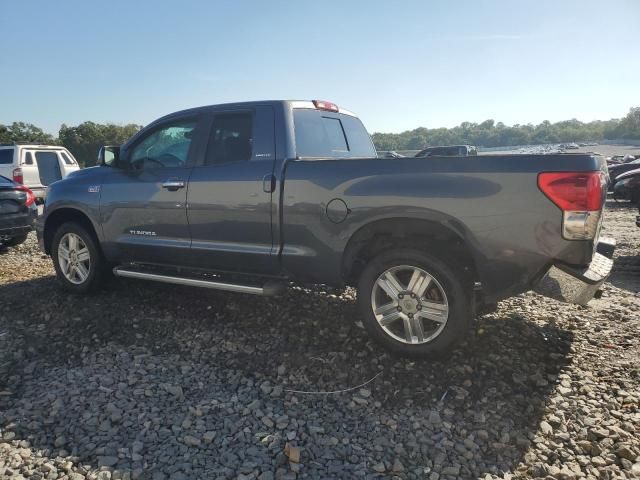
left=36, top=100, right=614, bottom=358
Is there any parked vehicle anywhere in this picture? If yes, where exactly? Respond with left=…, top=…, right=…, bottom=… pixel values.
left=37, top=100, right=614, bottom=358
left=565, top=143, right=579, bottom=149
left=613, top=167, right=640, bottom=204
left=414, top=145, right=478, bottom=157
left=607, top=158, right=640, bottom=187
left=383, top=151, right=405, bottom=158
left=0, top=143, right=80, bottom=203
left=0, top=175, right=37, bottom=249
left=607, top=155, right=626, bottom=166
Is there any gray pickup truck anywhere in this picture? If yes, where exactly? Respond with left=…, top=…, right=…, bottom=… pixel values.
left=37, top=100, right=614, bottom=358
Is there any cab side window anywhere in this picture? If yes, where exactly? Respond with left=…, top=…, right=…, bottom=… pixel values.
left=206, top=113, right=254, bottom=164
left=128, top=120, right=196, bottom=170
left=60, top=151, right=75, bottom=165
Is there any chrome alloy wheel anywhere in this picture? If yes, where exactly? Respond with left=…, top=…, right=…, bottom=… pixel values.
left=57, top=233, right=91, bottom=284
left=370, top=265, right=449, bottom=344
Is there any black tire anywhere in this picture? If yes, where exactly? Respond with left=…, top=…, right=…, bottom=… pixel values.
left=357, top=248, right=472, bottom=359
left=51, top=222, right=106, bottom=293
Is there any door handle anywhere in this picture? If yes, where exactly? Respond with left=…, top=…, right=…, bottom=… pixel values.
left=262, top=174, right=276, bottom=193
left=162, top=180, right=185, bottom=191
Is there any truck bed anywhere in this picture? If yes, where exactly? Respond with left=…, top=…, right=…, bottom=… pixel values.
left=279, top=153, right=607, bottom=302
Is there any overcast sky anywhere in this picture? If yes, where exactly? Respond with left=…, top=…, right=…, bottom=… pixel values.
left=1, top=0, right=638, bottom=134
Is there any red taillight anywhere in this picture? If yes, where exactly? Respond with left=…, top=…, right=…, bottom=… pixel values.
left=312, top=100, right=339, bottom=112
left=538, top=171, right=604, bottom=212
left=12, top=167, right=23, bottom=185
left=16, top=185, right=35, bottom=207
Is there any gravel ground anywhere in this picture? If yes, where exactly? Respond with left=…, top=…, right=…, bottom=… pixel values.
left=0, top=201, right=638, bottom=480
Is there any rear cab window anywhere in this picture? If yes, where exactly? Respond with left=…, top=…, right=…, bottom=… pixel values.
left=0, top=148, right=15, bottom=165
left=293, top=109, right=376, bottom=159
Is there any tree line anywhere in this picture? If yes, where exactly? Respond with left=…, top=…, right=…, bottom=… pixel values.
left=1, top=107, right=639, bottom=166
left=373, top=107, right=640, bottom=151
left=0, top=121, right=142, bottom=167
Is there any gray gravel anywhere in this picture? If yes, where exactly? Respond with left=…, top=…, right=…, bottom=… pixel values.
left=0, top=200, right=638, bottom=479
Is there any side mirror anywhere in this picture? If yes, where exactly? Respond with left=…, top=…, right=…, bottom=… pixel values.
left=98, top=145, right=120, bottom=167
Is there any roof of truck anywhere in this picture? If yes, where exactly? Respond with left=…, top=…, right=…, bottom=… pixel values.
left=151, top=100, right=358, bottom=126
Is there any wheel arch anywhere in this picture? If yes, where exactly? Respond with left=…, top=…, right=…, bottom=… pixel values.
left=43, top=207, right=101, bottom=255
left=341, top=217, right=480, bottom=287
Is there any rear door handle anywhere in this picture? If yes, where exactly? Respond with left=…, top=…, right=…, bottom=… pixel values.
left=162, top=180, right=185, bottom=191
left=262, top=174, right=276, bottom=193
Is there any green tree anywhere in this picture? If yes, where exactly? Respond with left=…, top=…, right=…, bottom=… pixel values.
left=0, top=122, right=57, bottom=144
left=616, top=107, right=640, bottom=139
left=59, top=122, right=142, bottom=167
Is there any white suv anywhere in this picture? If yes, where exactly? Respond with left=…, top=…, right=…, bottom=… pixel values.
left=0, top=143, right=80, bottom=202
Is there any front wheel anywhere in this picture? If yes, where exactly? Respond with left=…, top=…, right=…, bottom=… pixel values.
left=357, top=248, right=472, bottom=359
left=52, top=222, right=106, bottom=293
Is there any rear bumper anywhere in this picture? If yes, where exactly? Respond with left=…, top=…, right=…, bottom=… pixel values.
left=29, top=187, right=47, bottom=204
left=0, top=225, right=33, bottom=238
left=534, top=237, right=615, bottom=305
left=0, top=208, right=36, bottom=240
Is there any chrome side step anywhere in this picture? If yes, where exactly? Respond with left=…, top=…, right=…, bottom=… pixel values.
left=112, top=267, right=286, bottom=296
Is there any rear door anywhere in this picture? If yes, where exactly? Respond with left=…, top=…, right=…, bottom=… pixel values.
left=186, top=106, right=277, bottom=273
left=99, top=113, right=207, bottom=265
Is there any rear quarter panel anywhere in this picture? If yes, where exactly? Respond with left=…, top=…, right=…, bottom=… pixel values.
left=280, top=154, right=604, bottom=300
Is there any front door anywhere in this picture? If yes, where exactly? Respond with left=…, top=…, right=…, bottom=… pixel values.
left=186, top=106, right=277, bottom=273
left=100, top=115, right=205, bottom=265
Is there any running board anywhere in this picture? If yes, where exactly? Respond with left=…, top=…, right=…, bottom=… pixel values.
left=112, top=267, right=286, bottom=296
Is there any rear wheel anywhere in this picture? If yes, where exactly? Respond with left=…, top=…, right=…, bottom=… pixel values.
left=357, top=248, right=471, bottom=359
left=52, top=222, right=106, bottom=293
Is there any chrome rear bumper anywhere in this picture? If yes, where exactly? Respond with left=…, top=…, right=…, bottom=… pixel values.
left=534, top=237, right=615, bottom=305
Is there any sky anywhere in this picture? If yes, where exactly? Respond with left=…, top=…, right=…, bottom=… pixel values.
left=1, top=0, right=638, bottom=135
